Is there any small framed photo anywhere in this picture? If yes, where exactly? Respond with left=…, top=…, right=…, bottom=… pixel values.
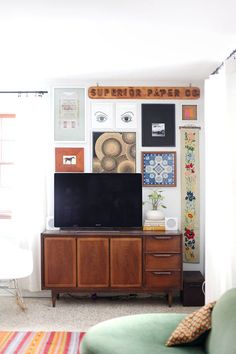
left=91, top=102, right=114, bottom=129
left=115, top=103, right=137, bottom=129
left=54, top=88, right=86, bottom=142
left=142, top=151, right=176, bottom=187
left=142, top=104, right=175, bottom=147
left=152, top=123, right=165, bottom=137
left=55, top=147, right=84, bottom=172
left=182, top=105, right=197, bottom=120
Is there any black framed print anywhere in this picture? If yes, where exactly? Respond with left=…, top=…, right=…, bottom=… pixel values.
left=141, top=104, right=176, bottom=147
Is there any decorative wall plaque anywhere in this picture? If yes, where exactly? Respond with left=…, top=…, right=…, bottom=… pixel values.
left=88, top=86, right=200, bottom=100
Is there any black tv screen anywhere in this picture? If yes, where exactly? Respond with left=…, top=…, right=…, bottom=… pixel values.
left=54, top=173, right=142, bottom=228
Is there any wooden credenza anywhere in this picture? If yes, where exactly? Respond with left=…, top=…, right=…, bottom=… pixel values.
left=41, top=229, right=182, bottom=307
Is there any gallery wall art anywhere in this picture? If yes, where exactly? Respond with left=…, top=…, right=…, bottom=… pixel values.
left=180, top=127, right=200, bottom=263
left=115, top=103, right=137, bottom=129
left=182, top=105, right=197, bottom=120
left=142, top=151, right=176, bottom=187
left=55, top=147, right=84, bottom=172
left=92, top=132, right=136, bottom=173
left=141, top=104, right=176, bottom=147
left=54, top=88, right=85, bottom=142
left=91, top=102, right=114, bottom=129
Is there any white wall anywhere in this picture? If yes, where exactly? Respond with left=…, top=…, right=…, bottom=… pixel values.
left=46, top=80, right=205, bottom=274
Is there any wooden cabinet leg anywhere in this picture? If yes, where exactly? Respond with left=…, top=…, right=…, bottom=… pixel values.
left=168, top=291, right=173, bottom=307
left=52, top=291, right=57, bottom=307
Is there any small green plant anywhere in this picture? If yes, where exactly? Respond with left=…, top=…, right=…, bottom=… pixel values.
left=146, top=189, right=167, bottom=210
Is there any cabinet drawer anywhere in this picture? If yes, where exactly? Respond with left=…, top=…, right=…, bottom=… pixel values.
left=145, top=236, right=181, bottom=253
left=145, top=253, right=181, bottom=270
left=145, top=271, right=181, bottom=288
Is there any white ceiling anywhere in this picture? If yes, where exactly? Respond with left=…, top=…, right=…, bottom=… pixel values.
left=0, top=0, right=235, bottom=86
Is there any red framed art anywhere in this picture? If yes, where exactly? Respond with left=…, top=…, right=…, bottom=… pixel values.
left=55, top=147, right=84, bottom=172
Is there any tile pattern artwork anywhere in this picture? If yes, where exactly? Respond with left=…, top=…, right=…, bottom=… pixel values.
left=142, top=151, right=176, bottom=186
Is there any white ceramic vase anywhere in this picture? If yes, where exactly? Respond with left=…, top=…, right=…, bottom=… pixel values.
left=146, top=209, right=165, bottom=221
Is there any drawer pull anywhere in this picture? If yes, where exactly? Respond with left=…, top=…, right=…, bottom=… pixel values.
left=189, top=284, right=201, bottom=288
left=151, top=254, right=172, bottom=257
left=152, top=236, right=171, bottom=240
left=152, top=271, right=172, bottom=275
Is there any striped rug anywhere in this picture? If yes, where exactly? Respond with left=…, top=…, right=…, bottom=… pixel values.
left=0, top=331, right=85, bottom=353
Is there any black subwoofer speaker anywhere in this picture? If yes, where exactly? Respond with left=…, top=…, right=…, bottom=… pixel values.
left=182, top=271, right=205, bottom=306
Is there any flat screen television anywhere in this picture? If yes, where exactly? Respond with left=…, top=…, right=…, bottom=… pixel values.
left=54, top=173, right=142, bottom=228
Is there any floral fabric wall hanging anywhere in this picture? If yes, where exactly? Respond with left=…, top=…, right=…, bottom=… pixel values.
left=180, top=127, right=200, bottom=263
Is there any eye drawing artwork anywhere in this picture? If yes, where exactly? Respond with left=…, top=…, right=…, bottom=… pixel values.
left=116, top=103, right=137, bottom=129
left=95, top=111, right=108, bottom=123
left=91, top=103, right=114, bottom=129
left=120, top=111, right=134, bottom=123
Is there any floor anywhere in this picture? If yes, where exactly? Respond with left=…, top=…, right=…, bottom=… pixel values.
left=0, top=294, right=199, bottom=331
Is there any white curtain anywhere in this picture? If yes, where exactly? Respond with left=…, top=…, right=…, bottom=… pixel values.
left=205, top=58, right=236, bottom=302
left=12, top=94, right=50, bottom=291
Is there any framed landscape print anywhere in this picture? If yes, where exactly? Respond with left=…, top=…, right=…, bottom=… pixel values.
left=141, top=104, right=175, bottom=147
left=182, top=105, right=197, bottom=120
left=55, top=147, right=84, bottom=172
left=91, top=102, right=114, bottom=129
left=92, top=131, right=136, bottom=173
left=142, top=151, right=176, bottom=187
left=54, top=88, right=85, bottom=142
left=115, top=103, right=137, bottom=129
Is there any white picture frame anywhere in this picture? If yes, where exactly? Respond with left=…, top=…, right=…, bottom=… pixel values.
left=115, top=103, right=137, bottom=129
left=91, top=102, right=114, bottom=129
left=54, top=87, right=86, bottom=142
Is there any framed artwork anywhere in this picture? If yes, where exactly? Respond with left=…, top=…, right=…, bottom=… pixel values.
left=55, top=147, right=84, bottom=172
left=91, top=102, right=114, bottom=129
left=54, top=88, right=85, bottom=142
left=92, top=132, right=136, bottom=173
left=142, top=151, right=176, bottom=187
left=182, top=105, right=197, bottom=120
left=141, top=104, right=175, bottom=147
left=115, top=103, right=137, bottom=129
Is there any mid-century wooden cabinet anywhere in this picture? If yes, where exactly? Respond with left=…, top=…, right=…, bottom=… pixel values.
left=41, top=230, right=182, bottom=307
left=110, top=238, right=142, bottom=288
left=44, top=237, right=76, bottom=288
left=77, top=237, right=109, bottom=288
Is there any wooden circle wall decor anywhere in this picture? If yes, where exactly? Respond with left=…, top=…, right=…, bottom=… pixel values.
left=92, top=132, right=136, bottom=173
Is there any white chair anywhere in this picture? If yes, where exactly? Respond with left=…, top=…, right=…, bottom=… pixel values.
left=0, top=240, right=33, bottom=310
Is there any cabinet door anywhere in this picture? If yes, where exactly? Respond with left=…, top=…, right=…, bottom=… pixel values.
left=44, top=237, right=76, bottom=288
left=77, top=238, right=109, bottom=288
left=110, top=238, right=142, bottom=288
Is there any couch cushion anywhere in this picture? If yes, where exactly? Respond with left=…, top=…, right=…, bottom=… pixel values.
left=205, top=288, right=236, bottom=354
left=80, top=313, right=206, bottom=354
left=166, top=302, right=215, bottom=346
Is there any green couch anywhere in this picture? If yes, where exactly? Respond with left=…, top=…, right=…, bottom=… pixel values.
left=80, top=288, right=236, bottom=354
